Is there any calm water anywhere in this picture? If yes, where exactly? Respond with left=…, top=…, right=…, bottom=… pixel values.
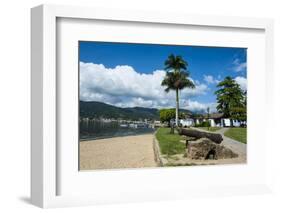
left=80, top=119, right=155, bottom=141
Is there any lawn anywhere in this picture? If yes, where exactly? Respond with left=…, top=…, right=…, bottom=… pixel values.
left=155, top=127, right=186, bottom=155
left=224, top=128, right=247, bottom=144
left=197, top=127, right=222, bottom=132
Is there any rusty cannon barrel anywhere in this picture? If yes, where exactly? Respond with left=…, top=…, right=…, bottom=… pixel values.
left=178, top=128, right=223, bottom=144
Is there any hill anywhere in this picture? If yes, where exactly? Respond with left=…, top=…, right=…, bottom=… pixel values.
left=80, top=101, right=159, bottom=120
left=80, top=101, right=192, bottom=120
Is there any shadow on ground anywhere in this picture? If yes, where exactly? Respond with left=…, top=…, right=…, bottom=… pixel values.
left=18, top=196, right=31, bottom=205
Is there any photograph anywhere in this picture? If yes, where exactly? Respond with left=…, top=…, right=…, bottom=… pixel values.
left=79, top=41, right=247, bottom=170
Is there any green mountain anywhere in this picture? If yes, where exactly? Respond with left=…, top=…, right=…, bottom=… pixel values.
left=80, top=101, right=192, bottom=120
left=80, top=101, right=159, bottom=120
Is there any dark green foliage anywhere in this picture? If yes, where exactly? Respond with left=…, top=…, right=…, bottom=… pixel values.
left=161, top=70, right=195, bottom=92
left=159, top=108, right=192, bottom=123
left=230, top=106, right=247, bottom=121
left=195, top=121, right=210, bottom=127
left=159, top=109, right=175, bottom=123
left=161, top=54, right=195, bottom=126
left=80, top=101, right=159, bottom=120
left=201, top=121, right=211, bottom=127
left=80, top=101, right=193, bottom=121
left=164, top=54, right=188, bottom=71
left=215, top=76, right=247, bottom=121
left=161, top=54, right=195, bottom=93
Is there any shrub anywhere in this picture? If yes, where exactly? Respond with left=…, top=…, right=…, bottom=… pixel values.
left=195, top=121, right=210, bottom=127
left=159, top=109, right=175, bottom=124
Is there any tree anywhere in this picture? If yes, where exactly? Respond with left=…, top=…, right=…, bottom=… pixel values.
left=231, top=90, right=247, bottom=122
left=161, top=54, right=195, bottom=126
left=215, top=76, right=246, bottom=124
left=159, top=109, right=176, bottom=124
left=230, top=106, right=246, bottom=121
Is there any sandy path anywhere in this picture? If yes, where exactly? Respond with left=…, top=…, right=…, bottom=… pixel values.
left=79, top=134, right=157, bottom=170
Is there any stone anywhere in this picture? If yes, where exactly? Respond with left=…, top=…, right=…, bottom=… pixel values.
left=186, top=138, right=238, bottom=160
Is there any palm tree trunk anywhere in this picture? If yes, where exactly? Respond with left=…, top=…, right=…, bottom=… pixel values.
left=176, top=89, right=179, bottom=126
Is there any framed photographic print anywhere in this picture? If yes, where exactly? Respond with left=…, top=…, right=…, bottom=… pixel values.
left=31, top=4, right=274, bottom=208
left=78, top=41, right=247, bottom=171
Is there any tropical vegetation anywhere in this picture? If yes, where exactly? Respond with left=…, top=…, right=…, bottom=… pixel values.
left=215, top=76, right=247, bottom=123
left=159, top=109, right=176, bottom=124
left=161, top=54, right=195, bottom=126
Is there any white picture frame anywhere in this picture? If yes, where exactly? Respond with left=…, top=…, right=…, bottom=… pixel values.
left=31, top=4, right=274, bottom=208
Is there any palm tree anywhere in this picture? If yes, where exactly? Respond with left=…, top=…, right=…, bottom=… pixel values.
left=161, top=54, right=195, bottom=126
left=207, top=107, right=210, bottom=131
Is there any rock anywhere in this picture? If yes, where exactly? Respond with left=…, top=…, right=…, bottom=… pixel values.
left=187, top=138, right=238, bottom=160
left=216, top=145, right=238, bottom=159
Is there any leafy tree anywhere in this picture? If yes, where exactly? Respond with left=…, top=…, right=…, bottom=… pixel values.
left=161, top=54, right=195, bottom=126
left=243, top=90, right=247, bottom=107
left=231, top=90, right=247, bottom=121
left=230, top=106, right=247, bottom=121
left=215, top=76, right=246, bottom=123
left=159, top=109, right=176, bottom=124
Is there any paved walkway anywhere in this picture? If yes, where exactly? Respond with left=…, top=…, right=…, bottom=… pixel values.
left=191, top=127, right=247, bottom=162
left=216, top=128, right=247, bottom=160
left=80, top=134, right=157, bottom=170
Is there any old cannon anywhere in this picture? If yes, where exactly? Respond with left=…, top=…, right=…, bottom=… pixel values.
left=178, top=128, right=238, bottom=160
left=178, top=128, right=223, bottom=144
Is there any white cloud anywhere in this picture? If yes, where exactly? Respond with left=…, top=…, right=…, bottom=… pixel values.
left=80, top=62, right=210, bottom=111
left=232, top=58, right=247, bottom=72
left=235, top=76, right=247, bottom=91
left=203, top=75, right=220, bottom=84
left=181, top=100, right=217, bottom=113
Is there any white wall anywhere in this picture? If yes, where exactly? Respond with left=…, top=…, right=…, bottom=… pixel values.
left=0, top=0, right=281, bottom=212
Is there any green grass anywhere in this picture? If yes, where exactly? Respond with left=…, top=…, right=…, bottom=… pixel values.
left=197, top=127, right=222, bottom=132
left=224, top=128, right=247, bottom=144
left=155, top=128, right=186, bottom=155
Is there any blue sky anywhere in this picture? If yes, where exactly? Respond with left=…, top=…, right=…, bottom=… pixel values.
left=79, top=41, right=247, bottom=113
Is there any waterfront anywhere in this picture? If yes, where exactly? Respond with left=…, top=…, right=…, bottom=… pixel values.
left=80, top=118, right=155, bottom=141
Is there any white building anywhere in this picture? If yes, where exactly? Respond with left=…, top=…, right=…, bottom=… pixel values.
left=208, top=118, right=217, bottom=127
left=221, top=118, right=231, bottom=127
left=179, top=118, right=194, bottom=127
